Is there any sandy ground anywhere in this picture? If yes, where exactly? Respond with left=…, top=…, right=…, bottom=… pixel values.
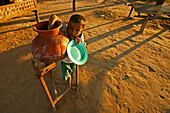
left=0, top=0, right=170, bottom=113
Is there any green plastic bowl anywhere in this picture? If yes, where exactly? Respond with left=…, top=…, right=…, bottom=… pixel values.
left=67, top=40, right=88, bottom=65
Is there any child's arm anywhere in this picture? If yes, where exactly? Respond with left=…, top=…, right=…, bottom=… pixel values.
left=48, top=14, right=61, bottom=30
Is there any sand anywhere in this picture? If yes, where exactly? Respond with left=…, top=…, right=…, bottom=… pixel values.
left=0, top=0, right=170, bottom=113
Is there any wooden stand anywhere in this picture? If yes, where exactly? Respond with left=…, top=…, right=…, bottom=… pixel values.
left=32, top=60, right=79, bottom=110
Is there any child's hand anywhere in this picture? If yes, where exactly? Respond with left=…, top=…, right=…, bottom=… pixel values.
left=74, top=37, right=81, bottom=45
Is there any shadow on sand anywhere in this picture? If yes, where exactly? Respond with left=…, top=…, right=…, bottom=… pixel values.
left=0, top=18, right=167, bottom=112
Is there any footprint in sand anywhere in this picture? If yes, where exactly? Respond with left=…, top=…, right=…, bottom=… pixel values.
left=159, top=94, right=165, bottom=99
left=123, top=75, right=130, bottom=80
left=146, top=65, right=156, bottom=72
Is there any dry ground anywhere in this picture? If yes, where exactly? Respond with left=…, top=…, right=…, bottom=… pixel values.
left=0, top=0, right=170, bottom=113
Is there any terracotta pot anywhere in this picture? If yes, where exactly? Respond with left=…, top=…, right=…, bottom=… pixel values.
left=31, top=21, right=69, bottom=64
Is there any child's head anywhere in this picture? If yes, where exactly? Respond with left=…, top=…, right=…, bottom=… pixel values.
left=68, top=14, right=86, bottom=38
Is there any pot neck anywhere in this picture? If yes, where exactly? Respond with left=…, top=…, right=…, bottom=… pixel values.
left=36, top=30, right=59, bottom=37
left=33, top=21, right=62, bottom=37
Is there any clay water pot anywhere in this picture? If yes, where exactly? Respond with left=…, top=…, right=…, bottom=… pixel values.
left=31, top=21, right=69, bottom=64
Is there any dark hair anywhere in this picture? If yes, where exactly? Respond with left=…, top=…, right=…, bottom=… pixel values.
left=69, top=14, right=86, bottom=25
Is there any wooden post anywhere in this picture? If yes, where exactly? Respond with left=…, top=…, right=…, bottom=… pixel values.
left=75, top=64, right=79, bottom=91
left=33, top=10, right=40, bottom=23
left=73, top=0, right=76, bottom=11
left=128, top=6, right=134, bottom=17
left=139, top=14, right=151, bottom=33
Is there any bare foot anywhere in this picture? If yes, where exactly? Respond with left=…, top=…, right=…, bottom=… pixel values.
left=67, top=77, right=71, bottom=87
left=70, top=71, right=74, bottom=78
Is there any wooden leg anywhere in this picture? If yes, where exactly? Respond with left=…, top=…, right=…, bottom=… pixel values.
left=139, top=15, right=151, bottom=33
left=45, top=63, right=57, bottom=98
left=75, top=64, right=79, bottom=91
left=39, top=76, right=56, bottom=110
left=128, top=6, right=134, bottom=17
left=32, top=61, right=56, bottom=110
left=33, top=10, right=40, bottom=23
left=50, top=70, right=58, bottom=97
left=73, top=0, right=76, bottom=11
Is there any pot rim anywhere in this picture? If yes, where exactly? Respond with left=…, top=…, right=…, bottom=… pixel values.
left=33, top=21, right=62, bottom=32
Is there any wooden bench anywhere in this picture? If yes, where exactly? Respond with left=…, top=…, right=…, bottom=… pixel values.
left=0, top=0, right=77, bottom=23
left=0, top=0, right=40, bottom=23
left=127, top=1, right=170, bottom=33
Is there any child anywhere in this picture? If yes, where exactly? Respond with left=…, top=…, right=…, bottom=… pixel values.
left=61, top=14, right=86, bottom=86
left=53, top=14, right=86, bottom=86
